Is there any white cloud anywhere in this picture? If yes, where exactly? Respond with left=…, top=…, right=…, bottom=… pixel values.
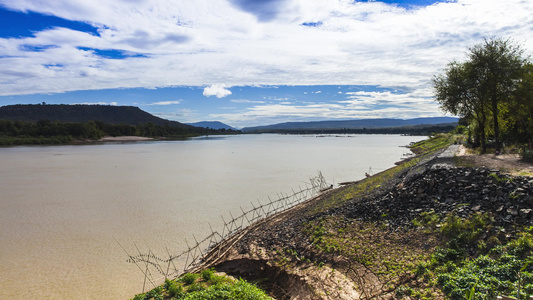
left=203, top=84, right=232, bottom=98
left=230, top=99, right=265, bottom=104
left=208, top=88, right=443, bottom=127
left=145, top=100, right=182, bottom=105
left=153, top=109, right=194, bottom=121
left=0, top=0, right=531, bottom=105
left=266, top=97, right=290, bottom=101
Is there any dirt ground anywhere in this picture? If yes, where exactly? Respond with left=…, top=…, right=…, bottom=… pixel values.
left=455, top=145, right=533, bottom=176
left=203, top=145, right=533, bottom=300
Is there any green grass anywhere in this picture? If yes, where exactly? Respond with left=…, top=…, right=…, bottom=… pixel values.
left=302, top=133, right=533, bottom=299
left=304, top=215, right=441, bottom=298
left=305, top=212, right=533, bottom=299
left=309, top=133, right=455, bottom=216
left=427, top=231, right=533, bottom=299
left=132, top=270, right=273, bottom=300
left=308, top=157, right=420, bottom=215
left=411, top=215, right=533, bottom=300
left=410, top=133, right=456, bottom=155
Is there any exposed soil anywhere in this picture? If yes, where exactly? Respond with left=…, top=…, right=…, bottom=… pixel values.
left=199, top=146, right=533, bottom=299
left=455, top=145, right=533, bottom=176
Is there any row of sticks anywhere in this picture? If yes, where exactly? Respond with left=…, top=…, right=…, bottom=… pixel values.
left=117, top=172, right=329, bottom=293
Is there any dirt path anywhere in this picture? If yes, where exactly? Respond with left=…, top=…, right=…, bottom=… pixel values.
left=455, top=145, right=533, bottom=175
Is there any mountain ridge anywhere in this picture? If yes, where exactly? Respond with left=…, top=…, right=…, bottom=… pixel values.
left=242, top=117, right=458, bottom=132
left=186, top=121, right=236, bottom=130
left=0, top=104, right=194, bottom=128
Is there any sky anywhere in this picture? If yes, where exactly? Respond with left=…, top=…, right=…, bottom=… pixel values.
left=0, top=0, right=532, bottom=128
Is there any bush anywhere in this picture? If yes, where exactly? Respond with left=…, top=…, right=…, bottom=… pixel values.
left=201, top=268, right=215, bottom=282
left=182, top=279, right=273, bottom=300
left=165, top=279, right=184, bottom=298
left=440, top=213, right=493, bottom=250
left=180, top=273, right=199, bottom=285
left=135, top=273, right=273, bottom=300
left=186, top=283, right=205, bottom=293
left=435, top=239, right=533, bottom=299
left=144, top=286, right=163, bottom=300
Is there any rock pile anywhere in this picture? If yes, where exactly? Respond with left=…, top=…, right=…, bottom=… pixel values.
left=343, top=166, right=533, bottom=229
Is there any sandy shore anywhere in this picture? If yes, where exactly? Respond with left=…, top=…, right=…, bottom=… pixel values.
left=98, top=136, right=155, bottom=142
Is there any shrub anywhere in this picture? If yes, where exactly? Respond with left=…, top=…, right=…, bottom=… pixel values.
left=208, top=274, right=232, bottom=285
left=440, top=213, right=493, bottom=250
left=132, top=293, right=145, bottom=300
left=180, top=273, right=199, bottom=285
left=186, top=283, right=205, bottom=293
left=144, top=286, right=163, bottom=300
left=182, top=279, right=273, bottom=300
left=165, top=279, right=184, bottom=298
left=201, top=268, right=215, bottom=282
left=434, top=239, right=533, bottom=299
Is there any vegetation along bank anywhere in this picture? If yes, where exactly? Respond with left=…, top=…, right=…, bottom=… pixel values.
left=133, top=133, right=533, bottom=300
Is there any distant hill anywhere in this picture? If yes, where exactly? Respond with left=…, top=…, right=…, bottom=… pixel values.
left=241, top=117, right=459, bottom=133
left=0, top=104, right=195, bottom=128
left=186, top=121, right=236, bottom=130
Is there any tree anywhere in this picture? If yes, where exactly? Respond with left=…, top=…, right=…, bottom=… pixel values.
left=433, top=61, right=490, bottom=152
left=507, top=63, right=533, bottom=149
left=468, top=38, right=527, bottom=153
left=433, top=37, right=530, bottom=153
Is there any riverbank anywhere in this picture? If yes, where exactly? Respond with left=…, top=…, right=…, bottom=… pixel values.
left=98, top=136, right=155, bottom=142
left=134, top=134, right=533, bottom=299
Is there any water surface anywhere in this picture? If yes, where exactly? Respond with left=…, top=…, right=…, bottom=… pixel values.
left=0, top=134, right=423, bottom=299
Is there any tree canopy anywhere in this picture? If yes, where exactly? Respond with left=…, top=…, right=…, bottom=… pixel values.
left=433, top=38, right=533, bottom=153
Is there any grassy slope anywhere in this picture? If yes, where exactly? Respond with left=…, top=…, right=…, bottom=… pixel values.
left=302, top=134, right=456, bottom=299
left=131, top=269, right=274, bottom=300
left=135, top=133, right=533, bottom=299
left=303, top=134, right=533, bottom=299
left=134, top=134, right=457, bottom=300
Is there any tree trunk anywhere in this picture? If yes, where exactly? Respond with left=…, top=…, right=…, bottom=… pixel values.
left=480, top=129, right=487, bottom=154
left=480, top=116, right=487, bottom=154
left=492, top=96, right=501, bottom=154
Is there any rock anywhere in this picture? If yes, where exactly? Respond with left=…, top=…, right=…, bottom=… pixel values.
left=507, top=208, right=519, bottom=216
left=520, top=208, right=532, bottom=217
left=328, top=165, right=533, bottom=231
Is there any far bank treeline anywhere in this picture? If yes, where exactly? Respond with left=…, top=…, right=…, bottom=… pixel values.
left=241, top=123, right=457, bottom=136
left=0, top=104, right=240, bottom=145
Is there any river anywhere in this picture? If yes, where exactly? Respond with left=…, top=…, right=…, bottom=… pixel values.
left=0, top=134, right=424, bottom=299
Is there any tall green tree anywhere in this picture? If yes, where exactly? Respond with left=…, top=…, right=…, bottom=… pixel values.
left=433, top=37, right=530, bottom=153
left=507, top=63, right=533, bottom=148
left=433, top=61, right=490, bottom=152
left=468, top=38, right=527, bottom=153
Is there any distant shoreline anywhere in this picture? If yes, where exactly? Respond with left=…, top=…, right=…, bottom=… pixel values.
left=98, top=136, right=155, bottom=142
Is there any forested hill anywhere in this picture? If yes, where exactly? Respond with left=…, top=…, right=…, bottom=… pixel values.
left=0, top=104, right=242, bottom=145
left=0, top=104, right=191, bottom=127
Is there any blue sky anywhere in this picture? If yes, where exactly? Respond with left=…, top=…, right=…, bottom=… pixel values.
left=0, top=0, right=532, bottom=128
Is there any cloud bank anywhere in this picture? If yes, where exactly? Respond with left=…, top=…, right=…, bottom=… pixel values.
left=0, top=0, right=532, bottom=127
left=0, top=0, right=531, bottom=98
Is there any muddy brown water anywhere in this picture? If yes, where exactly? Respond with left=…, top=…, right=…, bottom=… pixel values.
left=0, top=134, right=424, bottom=299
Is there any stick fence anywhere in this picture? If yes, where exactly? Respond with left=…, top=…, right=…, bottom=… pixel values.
left=119, top=172, right=329, bottom=292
